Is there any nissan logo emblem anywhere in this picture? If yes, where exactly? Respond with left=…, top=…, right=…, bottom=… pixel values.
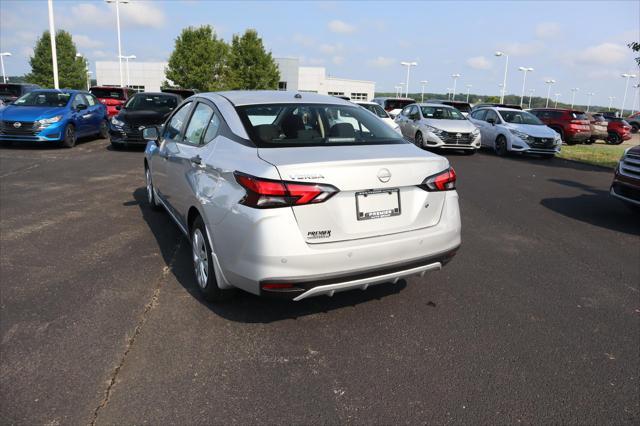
left=377, top=168, right=391, bottom=183
left=13, top=122, right=21, bottom=128
left=455, top=133, right=461, bottom=138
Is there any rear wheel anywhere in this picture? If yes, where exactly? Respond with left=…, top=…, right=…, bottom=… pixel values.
left=494, top=135, right=508, bottom=157
left=607, top=132, right=622, bottom=145
left=415, top=131, right=424, bottom=148
left=98, top=120, right=108, bottom=139
left=61, top=124, right=76, bottom=148
left=631, top=123, right=639, bottom=134
left=585, top=137, right=595, bottom=145
left=191, top=216, right=235, bottom=302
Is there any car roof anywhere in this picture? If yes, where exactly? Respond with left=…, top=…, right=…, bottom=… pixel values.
left=32, top=89, right=84, bottom=94
left=372, top=97, right=415, bottom=101
left=427, top=99, right=469, bottom=104
left=132, top=92, right=180, bottom=97
left=210, top=90, right=352, bottom=106
left=354, top=101, right=377, bottom=105
left=417, top=102, right=456, bottom=108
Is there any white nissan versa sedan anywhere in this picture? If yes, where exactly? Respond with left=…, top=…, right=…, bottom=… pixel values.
left=142, top=91, right=461, bottom=302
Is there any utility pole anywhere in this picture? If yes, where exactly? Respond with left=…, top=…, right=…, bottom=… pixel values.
left=545, top=79, right=555, bottom=108
left=451, top=73, right=461, bottom=101
left=47, top=0, right=59, bottom=89
left=400, top=61, right=417, bottom=98
left=495, top=51, right=509, bottom=103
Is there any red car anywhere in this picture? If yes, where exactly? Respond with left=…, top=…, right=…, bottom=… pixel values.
left=599, top=112, right=632, bottom=145
left=89, top=86, right=136, bottom=118
left=529, top=108, right=591, bottom=145
left=611, top=145, right=640, bottom=208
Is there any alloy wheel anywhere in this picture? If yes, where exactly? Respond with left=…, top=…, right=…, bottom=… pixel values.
left=145, top=169, right=153, bottom=205
left=192, top=229, right=209, bottom=289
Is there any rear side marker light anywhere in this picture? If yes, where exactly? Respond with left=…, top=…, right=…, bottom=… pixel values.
left=419, top=167, right=457, bottom=191
left=234, top=172, right=339, bottom=209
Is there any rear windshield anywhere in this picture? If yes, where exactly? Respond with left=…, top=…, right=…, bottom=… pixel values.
left=444, top=102, right=471, bottom=112
left=0, top=84, right=22, bottom=96
left=90, top=88, right=125, bottom=100
left=498, top=110, right=544, bottom=125
left=359, top=103, right=389, bottom=118
left=383, top=99, right=414, bottom=111
left=571, top=111, right=588, bottom=120
left=236, top=103, right=406, bottom=148
left=124, top=94, right=178, bottom=112
left=13, top=91, right=71, bottom=107
left=421, top=106, right=466, bottom=120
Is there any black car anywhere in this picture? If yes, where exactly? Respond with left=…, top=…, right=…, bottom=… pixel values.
left=426, top=99, right=472, bottom=115
left=108, top=92, right=181, bottom=149
left=161, top=87, right=198, bottom=98
left=0, top=83, right=41, bottom=104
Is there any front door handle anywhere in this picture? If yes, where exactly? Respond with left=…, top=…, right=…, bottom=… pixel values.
left=190, top=155, right=202, bottom=166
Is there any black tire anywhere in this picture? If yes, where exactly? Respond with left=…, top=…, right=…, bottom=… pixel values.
left=415, top=131, right=424, bottom=148
left=190, top=216, right=235, bottom=302
left=98, top=120, right=109, bottom=139
left=145, top=166, right=162, bottom=211
left=61, top=124, right=76, bottom=148
left=110, top=140, right=124, bottom=150
left=494, top=135, right=508, bottom=157
left=631, top=123, right=639, bottom=134
left=607, top=132, right=622, bottom=145
left=585, top=137, right=595, bottom=145
left=0, top=141, right=12, bottom=148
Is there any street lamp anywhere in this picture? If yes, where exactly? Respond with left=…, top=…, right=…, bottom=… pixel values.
left=398, top=82, right=405, bottom=98
left=446, top=88, right=452, bottom=100
left=554, top=93, right=561, bottom=108
left=0, top=52, right=11, bottom=84
left=105, top=0, right=130, bottom=88
left=119, top=54, right=136, bottom=87
left=47, top=0, right=59, bottom=89
left=620, top=73, right=638, bottom=117
left=570, top=87, right=579, bottom=108
left=394, top=85, right=401, bottom=97
left=528, top=88, right=535, bottom=109
left=585, top=92, right=595, bottom=112
left=86, top=70, right=93, bottom=90
left=544, top=79, right=555, bottom=108
left=450, top=73, right=461, bottom=101
left=400, top=61, right=417, bottom=98
left=495, top=51, right=509, bottom=103
left=608, top=96, right=616, bottom=111
left=518, top=66, right=534, bottom=107
left=420, top=80, right=428, bottom=102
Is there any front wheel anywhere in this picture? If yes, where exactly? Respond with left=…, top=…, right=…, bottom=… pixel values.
left=191, top=216, right=235, bottom=302
left=145, top=167, right=162, bottom=211
left=415, top=131, right=424, bottom=148
left=61, top=124, right=76, bottom=148
left=494, top=135, right=508, bottom=157
left=98, top=120, right=109, bottom=139
left=607, top=132, right=622, bottom=145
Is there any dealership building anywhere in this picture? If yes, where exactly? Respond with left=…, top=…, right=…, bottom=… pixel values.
left=94, top=57, right=375, bottom=100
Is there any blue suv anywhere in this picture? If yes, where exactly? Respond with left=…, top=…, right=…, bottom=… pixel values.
left=0, top=89, right=108, bottom=148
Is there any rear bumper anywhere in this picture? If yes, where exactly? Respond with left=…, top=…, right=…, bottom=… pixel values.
left=212, top=191, right=462, bottom=298
left=564, top=131, right=590, bottom=143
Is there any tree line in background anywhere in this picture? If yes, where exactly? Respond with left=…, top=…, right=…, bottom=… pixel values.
left=164, top=25, right=280, bottom=91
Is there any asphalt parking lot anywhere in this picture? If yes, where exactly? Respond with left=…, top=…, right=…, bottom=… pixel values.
left=1, top=138, right=638, bottom=424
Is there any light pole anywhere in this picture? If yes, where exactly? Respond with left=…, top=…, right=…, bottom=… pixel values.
left=450, top=73, right=461, bottom=101
left=446, top=88, right=452, bottom=100
left=570, top=88, right=579, bottom=108
left=0, top=52, right=11, bottom=84
left=399, top=82, right=405, bottom=98
left=631, top=83, right=640, bottom=115
left=86, top=70, right=92, bottom=90
left=400, top=61, right=417, bottom=98
left=518, top=66, right=533, bottom=107
left=420, top=80, right=428, bottom=102
left=465, top=84, right=472, bottom=103
left=620, top=73, right=638, bottom=117
left=106, top=0, right=129, bottom=88
left=554, top=93, right=561, bottom=108
left=544, top=79, right=555, bottom=108
left=119, top=54, right=136, bottom=87
left=585, top=92, right=595, bottom=112
left=528, top=88, right=535, bottom=109
left=495, top=51, right=509, bottom=103
left=47, top=0, right=59, bottom=89
left=394, top=86, right=401, bottom=97
left=608, top=96, right=615, bottom=111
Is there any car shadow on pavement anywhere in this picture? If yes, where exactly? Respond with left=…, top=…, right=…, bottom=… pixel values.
left=130, top=187, right=408, bottom=323
left=540, top=178, right=639, bottom=236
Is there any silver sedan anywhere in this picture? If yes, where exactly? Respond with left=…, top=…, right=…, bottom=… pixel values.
left=143, top=91, right=461, bottom=301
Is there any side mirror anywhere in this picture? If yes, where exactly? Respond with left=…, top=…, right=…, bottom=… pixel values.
left=76, top=103, right=88, bottom=111
left=487, top=118, right=496, bottom=125
left=115, top=105, right=122, bottom=111
left=143, top=126, right=160, bottom=143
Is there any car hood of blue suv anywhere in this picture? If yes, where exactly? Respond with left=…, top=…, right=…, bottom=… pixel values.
left=0, top=105, right=67, bottom=122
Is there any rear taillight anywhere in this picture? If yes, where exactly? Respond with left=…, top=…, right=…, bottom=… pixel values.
left=234, top=172, right=339, bottom=208
left=419, top=167, right=457, bottom=191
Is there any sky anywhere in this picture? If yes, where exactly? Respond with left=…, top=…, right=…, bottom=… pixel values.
left=1, top=0, right=639, bottom=108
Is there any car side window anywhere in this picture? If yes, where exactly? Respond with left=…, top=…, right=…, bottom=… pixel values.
left=401, top=106, right=412, bottom=116
left=85, top=94, right=96, bottom=106
left=72, top=94, right=87, bottom=109
left=203, top=112, right=221, bottom=144
left=409, top=105, right=419, bottom=119
left=472, top=109, right=487, bottom=121
left=163, top=101, right=193, bottom=140
left=485, top=110, right=498, bottom=122
left=182, top=103, right=214, bottom=146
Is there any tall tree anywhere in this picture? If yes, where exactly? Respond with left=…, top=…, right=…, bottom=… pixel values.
left=228, top=29, right=280, bottom=90
left=629, top=42, right=640, bottom=67
left=26, top=30, right=86, bottom=89
left=164, top=25, right=230, bottom=91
